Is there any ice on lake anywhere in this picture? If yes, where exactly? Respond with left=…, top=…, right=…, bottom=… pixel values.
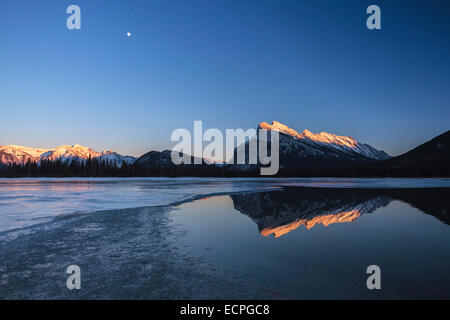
left=1, top=177, right=450, bottom=232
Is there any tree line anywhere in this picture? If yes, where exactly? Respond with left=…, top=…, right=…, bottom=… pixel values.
left=0, top=158, right=447, bottom=178
left=0, top=158, right=236, bottom=178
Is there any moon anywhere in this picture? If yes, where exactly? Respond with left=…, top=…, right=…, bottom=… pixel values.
left=127, top=32, right=131, bottom=37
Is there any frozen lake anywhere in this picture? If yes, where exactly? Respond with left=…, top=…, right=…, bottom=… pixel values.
left=0, top=178, right=449, bottom=299
left=1, top=177, right=450, bottom=232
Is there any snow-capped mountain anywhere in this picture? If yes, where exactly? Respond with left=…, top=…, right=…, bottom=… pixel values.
left=39, top=145, right=103, bottom=163
left=259, top=121, right=390, bottom=161
left=0, top=145, right=52, bottom=166
left=229, top=121, right=390, bottom=172
left=0, top=144, right=136, bottom=167
left=98, top=150, right=137, bottom=166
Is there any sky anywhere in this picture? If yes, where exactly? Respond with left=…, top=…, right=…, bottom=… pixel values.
left=0, top=0, right=449, bottom=157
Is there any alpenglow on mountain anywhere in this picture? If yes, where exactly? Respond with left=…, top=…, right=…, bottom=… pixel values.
left=230, top=121, right=391, bottom=172
left=259, top=121, right=390, bottom=161
left=0, top=144, right=136, bottom=167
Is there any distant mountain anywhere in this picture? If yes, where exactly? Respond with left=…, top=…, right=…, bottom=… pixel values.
left=97, top=150, right=137, bottom=167
left=230, top=121, right=390, bottom=173
left=0, top=145, right=50, bottom=166
left=352, top=130, right=450, bottom=177
left=0, top=144, right=136, bottom=167
left=134, top=121, right=392, bottom=176
left=134, top=150, right=221, bottom=176
left=135, top=150, right=173, bottom=167
left=3, top=126, right=447, bottom=178
left=39, top=145, right=103, bottom=163
left=260, top=121, right=390, bottom=160
left=136, top=150, right=203, bottom=167
left=382, top=130, right=449, bottom=170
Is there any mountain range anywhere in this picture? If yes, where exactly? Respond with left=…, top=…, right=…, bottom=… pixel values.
left=0, top=144, right=136, bottom=167
left=1, top=121, right=448, bottom=177
left=227, top=121, right=449, bottom=176
left=225, top=121, right=392, bottom=174
left=258, top=121, right=390, bottom=161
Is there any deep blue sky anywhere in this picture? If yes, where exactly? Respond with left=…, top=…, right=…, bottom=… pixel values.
left=0, top=0, right=449, bottom=157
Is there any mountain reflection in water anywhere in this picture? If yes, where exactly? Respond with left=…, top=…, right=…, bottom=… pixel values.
left=231, top=187, right=450, bottom=238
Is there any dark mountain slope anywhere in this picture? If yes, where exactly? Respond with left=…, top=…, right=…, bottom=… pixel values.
left=134, top=150, right=225, bottom=177
left=392, top=130, right=450, bottom=165
left=352, top=131, right=450, bottom=177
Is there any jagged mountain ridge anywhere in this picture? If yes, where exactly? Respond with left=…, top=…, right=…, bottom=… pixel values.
left=259, top=121, right=390, bottom=160
left=0, top=144, right=136, bottom=167
left=230, top=121, right=391, bottom=172
left=132, top=121, right=393, bottom=174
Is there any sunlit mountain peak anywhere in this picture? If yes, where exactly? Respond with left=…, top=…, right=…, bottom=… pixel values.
left=258, top=121, right=390, bottom=160
left=0, top=144, right=136, bottom=167
left=259, top=121, right=303, bottom=139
